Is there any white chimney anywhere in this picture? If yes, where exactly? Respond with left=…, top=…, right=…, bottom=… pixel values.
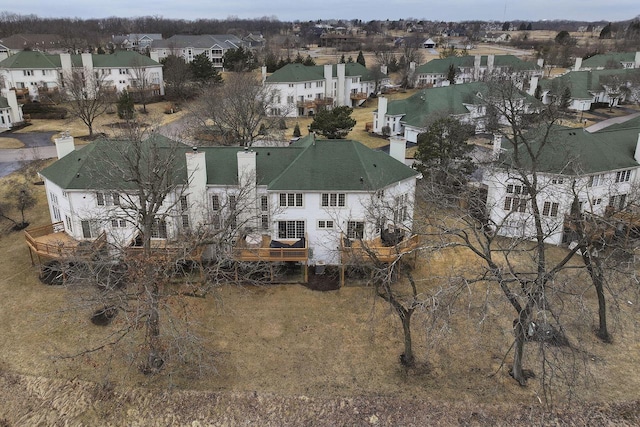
left=528, top=76, right=539, bottom=96
left=537, top=58, right=544, bottom=68
left=60, top=53, right=72, bottom=78
left=635, top=51, right=640, bottom=68
left=492, top=133, right=503, bottom=159
left=324, top=64, right=333, bottom=98
left=389, top=136, right=407, bottom=164
left=487, top=54, right=495, bottom=72
left=375, top=96, right=388, bottom=134
left=574, top=57, right=583, bottom=71
left=380, top=64, right=388, bottom=75
left=54, top=132, right=75, bottom=159
left=634, top=133, right=640, bottom=164
left=5, top=89, right=22, bottom=123
left=81, top=53, right=94, bottom=72
left=186, top=147, right=207, bottom=226
left=474, top=55, right=481, bottom=80
left=261, top=66, right=267, bottom=84
left=149, top=50, right=159, bottom=63
left=336, top=63, right=346, bottom=106
left=237, top=148, right=258, bottom=229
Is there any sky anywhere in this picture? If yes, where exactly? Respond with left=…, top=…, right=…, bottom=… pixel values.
left=3, top=0, right=639, bottom=23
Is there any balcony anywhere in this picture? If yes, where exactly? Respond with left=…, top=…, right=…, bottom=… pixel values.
left=233, top=234, right=308, bottom=262
left=340, top=233, right=420, bottom=264
left=24, top=222, right=107, bottom=264
left=296, top=97, right=333, bottom=109
left=125, top=237, right=203, bottom=263
left=350, top=92, right=368, bottom=100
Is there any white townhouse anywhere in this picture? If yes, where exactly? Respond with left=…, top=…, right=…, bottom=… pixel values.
left=414, top=54, right=543, bottom=88
left=111, top=34, right=163, bottom=52
left=537, top=68, right=640, bottom=112
left=149, top=34, right=249, bottom=69
left=373, top=81, right=539, bottom=142
left=484, top=117, right=640, bottom=245
left=263, top=62, right=389, bottom=117
left=576, top=52, right=640, bottom=71
left=0, top=89, right=23, bottom=131
left=33, top=133, right=420, bottom=271
left=0, top=50, right=164, bottom=101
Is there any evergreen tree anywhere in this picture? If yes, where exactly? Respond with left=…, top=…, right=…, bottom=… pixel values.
left=222, top=46, right=256, bottom=71
left=356, top=50, right=366, bottom=67
left=293, top=52, right=304, bottom=63
left=293, top=123, right=301, bottom=138
left=340, top=54, right=346, bottom=64
left=303, top=55, right=316, bottom=66
left=117, top=90, right=135, bottom=120
left=309, top=106, right=356, bottom=139
left=190, top=53, right=222, bottom=85
left=599, top=22, right=612, bottom=39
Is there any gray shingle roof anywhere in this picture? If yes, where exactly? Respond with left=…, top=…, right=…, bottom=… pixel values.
left=151, top=34, right=246, bottom=50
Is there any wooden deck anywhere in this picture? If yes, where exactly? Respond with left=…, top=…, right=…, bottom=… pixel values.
left=24, top=222, right=107, bottom=264
left=340, top=234, right=421, bottom=264
left=232, top=234, right=308, bottom=262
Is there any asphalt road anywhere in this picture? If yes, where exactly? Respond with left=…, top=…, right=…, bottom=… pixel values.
left=0, top=131, right=57, bottom=177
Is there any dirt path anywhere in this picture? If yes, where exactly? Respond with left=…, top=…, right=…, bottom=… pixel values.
left=1, top=371, right=639, bottom=426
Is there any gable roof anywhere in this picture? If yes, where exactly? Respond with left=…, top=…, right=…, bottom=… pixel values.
left=0, top=50, right=161, bottom=69
left=498, top=119, right=640, bottom=175
left=381, top=81, right=537, bottom=128
left=40, top=134, right=418, bottom=192
left=538, top=68, right=640, bottom=99
left=415, top=54, right=540, bottom=75
left=581, top=52, right=638, bottom=69
left=151, top=34, right=246, bottom=50
left=0, top=34, right=63, bottom=50
left=265, top=62, right=379, bottom=83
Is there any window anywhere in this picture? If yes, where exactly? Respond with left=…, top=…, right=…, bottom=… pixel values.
left=181, top=214, right=190, bottom=230
left=228, top=195, right=237, bottom=229
left=50, top=192, right=58, bottom=205
left=593, top=197, right=602, bottom=206
left=111, top=218, right=127, bottom=228
left=261, top=195, right=269, bottom=230
left=321, top=193, right=346, bottom=207
left=278, top=220, right=305, bottom=239
left=551, top=178, right=564, bottom=184
left=503, top=185, right=528, bottom=213
left=609, top=194, right=627, bottom=210
left=279, top=193, right=303, bottom=207
left=288, top=84, right=294, bottom=88
left=23, top=70, right=33, bottom=76
left=65, top=215, right=73, bottom=232
left=151, top=218, right=168, bottom=239
left=62, top=191, right=68, bottom=198
left=588, top=174, right=605, bottom=187
left=287, top=95, right=294, bottom=104
left=542, top=201, right=559, bottom=217
left=212, top=195, right=220, bottom=211
left=52, top=205, right=61, bottom=221
left=304, top=82, right=312, bottom=89
left=96, top=192, right=120, bottom=206
left=615, top=169, right=632, bottom=183
left=347, top=221, right=364, bottom=239
left=180, top=195, right=188, bottom=211
left=119, top=69, right=127, bottom=75
left=271, top=108, right=281, bottom=115
left=394, top=194, right=409, bottom=222
left=81, top=220, right=98, bottom=239
left=316, top=81, right=323, bottom=88
left=318, top=220, right=334, bottom=229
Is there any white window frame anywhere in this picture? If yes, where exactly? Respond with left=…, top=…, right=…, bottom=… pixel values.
left=279, top=193, right=303, bottom=207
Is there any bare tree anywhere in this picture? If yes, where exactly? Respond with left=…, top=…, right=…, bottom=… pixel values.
left=0, top=178, right=36, bottom=230
left=59, top=68, right=115, bottom=137
left=128, top=58, right=158, bottom=113
left=194, top=72, right=284, bottom=146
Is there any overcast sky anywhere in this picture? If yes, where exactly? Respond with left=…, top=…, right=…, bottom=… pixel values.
left=4, top=1, right=639, bottom=23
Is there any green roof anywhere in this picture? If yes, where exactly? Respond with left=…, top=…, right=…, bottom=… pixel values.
left=382, top=81, right=537, bottom=128
left=415, top=55, right=540, bottom=75
left=40, top=134, right=418, bottom=192
left=499, top=119, right=640, bottom=175
left=581, top=52, right=638, bottom=69
left=0, top=50, right=160, bottom=69
left=539, top=68, right=640, bottom=99
left=266, top=62, right=377, bottom=83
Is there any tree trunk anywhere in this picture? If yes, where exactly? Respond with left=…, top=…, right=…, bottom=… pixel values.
left=400, top=309, right=415, bottom=367
left=582, top=251, right=610, bottom=342
left=512, top=316, right=527, bottom=386
left=144, top=281, right=163, bottom=373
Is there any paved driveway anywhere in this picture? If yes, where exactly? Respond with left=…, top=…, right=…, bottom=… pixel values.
left=0, top=131, right=57, bottom=177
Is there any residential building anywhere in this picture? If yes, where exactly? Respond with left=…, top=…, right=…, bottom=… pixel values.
left=415, top=54, right=542, bottom=88
left=0, top=89, right=24, bottom=131
left=111, top=34, right=163, bottom=52
left=537, top=68, right=640, bottom=112
left=0, top=50, right=164, bottom=101
left=264, top=62, right=389, bottom=117
left=0, top=34, right=66, bottom=60
left=484, top=117, right=640, bottom=245
left=576, top=51, right=640, bottom=71
left=373, top=81, right=539, bottom=142
left=31, top=133, right=420, bottom=271
left=149, top=34, right=249, bottom=69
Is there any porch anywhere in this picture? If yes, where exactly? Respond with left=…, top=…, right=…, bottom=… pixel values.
left=24, top=222, right=107, bottom=265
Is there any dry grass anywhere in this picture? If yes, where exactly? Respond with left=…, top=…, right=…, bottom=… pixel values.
left=0, top=137, right=25, bottom=149
left=15, top=101, right=189, bottom=139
